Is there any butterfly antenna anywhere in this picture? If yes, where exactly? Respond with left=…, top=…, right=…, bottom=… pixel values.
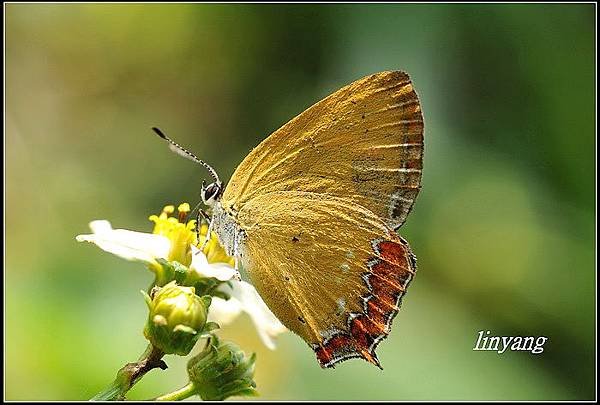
left=152, top=127, right=220, bottom=184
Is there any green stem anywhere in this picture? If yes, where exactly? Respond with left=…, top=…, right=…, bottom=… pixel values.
left=91, top=344, right=167, bottom=401
left=155, top=382, right=197, bottom=401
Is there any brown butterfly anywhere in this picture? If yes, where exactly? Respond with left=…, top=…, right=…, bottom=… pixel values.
left=159, top=71, right=424, bottom=368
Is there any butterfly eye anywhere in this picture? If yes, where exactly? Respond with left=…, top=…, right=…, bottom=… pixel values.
left=201, top=182, right=222, bottom=205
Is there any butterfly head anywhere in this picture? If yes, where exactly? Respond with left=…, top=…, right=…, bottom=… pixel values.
left=201, top=179, right=223, bottom=206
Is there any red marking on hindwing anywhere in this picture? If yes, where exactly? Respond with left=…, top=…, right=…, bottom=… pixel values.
left=377, top=240, right=406, bottom=264
left=314, top=236, right=417, bottom=369
left=315, top=334, right=353, bottom=366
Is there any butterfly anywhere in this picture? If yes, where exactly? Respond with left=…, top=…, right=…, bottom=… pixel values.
left=154, top=71, right=424, bottom=369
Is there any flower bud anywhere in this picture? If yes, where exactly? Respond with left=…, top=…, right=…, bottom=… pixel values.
left=187, top=336, right=258, bottom=400
left=143, top=281, right=211, bottom=356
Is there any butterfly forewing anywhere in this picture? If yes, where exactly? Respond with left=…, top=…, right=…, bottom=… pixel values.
left=222, top=71, right=423, bottom=230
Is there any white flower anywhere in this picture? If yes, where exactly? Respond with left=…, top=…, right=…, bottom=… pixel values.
left=190, top=245, right=238, bottom=282
left=76, top=203, right=288, bottom=350
left=76, top=220, right=171, bottom=265
left=208, top=281, right=288, bottom=350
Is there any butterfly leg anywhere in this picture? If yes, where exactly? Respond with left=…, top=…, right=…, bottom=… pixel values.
left=197, top=208, right=212, bottom=251
left=232, top=232, right=242, bottom=281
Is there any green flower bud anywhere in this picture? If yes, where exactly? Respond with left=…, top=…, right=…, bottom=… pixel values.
left=154, top=258, right=191, bottom=287
left=187, top=336, right=258, bottom=401
left=143, top=281, right=211, bottom=356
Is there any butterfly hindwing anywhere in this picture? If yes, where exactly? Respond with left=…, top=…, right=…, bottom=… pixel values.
left=236, top=191, right=417, bottom=368
left=221, top=71, right=424, bottom=230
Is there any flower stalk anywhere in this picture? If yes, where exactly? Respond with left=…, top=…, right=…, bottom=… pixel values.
left=91, top=344, right=166, bottom=401
left=154, top=382, right=197, bottom=401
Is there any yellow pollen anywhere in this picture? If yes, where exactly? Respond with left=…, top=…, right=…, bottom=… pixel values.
left=177, top=203, right=191, bottom=222
left=149, top=203, right=234, bottom=268
left=178, top=203, right=191, bottom=213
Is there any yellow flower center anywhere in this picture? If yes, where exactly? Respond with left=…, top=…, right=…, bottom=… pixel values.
left=149, top=204, right=234, bottom=268
left=197, top=223, right=235, bottom=266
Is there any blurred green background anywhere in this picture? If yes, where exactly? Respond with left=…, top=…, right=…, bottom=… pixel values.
left=5, top=3, right=595, bottom=401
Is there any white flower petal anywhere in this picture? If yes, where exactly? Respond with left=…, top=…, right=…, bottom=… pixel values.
left=220, top=280, right=288, bottom=350
left=190, top=245, right=238, bottom=281
left=76, top=220, right=171, bottom=264
left=207, top=296, right=243, bottom=326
